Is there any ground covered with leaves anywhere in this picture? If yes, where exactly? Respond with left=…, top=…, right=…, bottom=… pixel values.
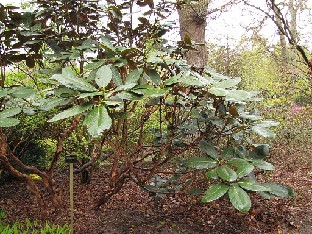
left=0, top=140, right=311, bottom=234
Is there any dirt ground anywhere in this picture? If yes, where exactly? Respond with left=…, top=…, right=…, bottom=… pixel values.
left=0, top=142, right=311, bottom=234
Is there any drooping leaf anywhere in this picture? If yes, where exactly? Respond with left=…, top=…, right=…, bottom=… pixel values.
left=199, top=141, right=218, bottom=160
left=125, top=69, right=142, bottom=84
left=238, top=179, right=271, bottom=192
left=185, top=157, right=217, bottom=170
left=0, top=107, right=21, bottom=118
left=51, top=67, right=97, bottom=92
left=0, top=118, right=20, bottom=127
left=0, top=89, right=8, bottom=98
left=214, top=77, right=241, bottom=89
left=48, top=104, right=92, bottom=122
left=100, top=35, right=115, bottom=51
left=252, top=159, right=275, bottom=171
left=10, top=87, right=35, bottom=98
left=83, top=105, right=112, bottom=137
left=249, top=144, right=270, bottom=159
left=262, top=183, right=295, bottom=198
left=201, top=184, right=229, bottom=202
left=95, top=65, right=113, bottom=89
left=221, top=147, right=235, bottom=159
left=146, top=69, right=161, bottom=85
left=208, top=87, right=228, bottom=97
left=228, top=184, right=251, bottom=213
left=217, top=165, right=237, bottom=182
left=252, top=126, right=276, bottom=138
left=226, top=90, right=253, bottom=101
left=205, top=168, right=219, bottom=179
left=111, top=65, right=123, bottom=86
left=228, top=158, right=255, bottom=178
left=37, top=98, right=66, bottom=111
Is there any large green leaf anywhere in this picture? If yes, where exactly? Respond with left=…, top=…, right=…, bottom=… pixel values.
left=208, top=87, right=228, bottom=97
left=205, top=168, right=219, bottom=179
left=0, top=118, right=20, bottom=127
left=221, top=147, right=235, bottom=159
left=226, top=90, right=253, bottom=101
left=125, top=69, right=141, bottom=84
left=214, top=77, right=241, bottom=89
left=199, top=141, right=218, bottom=160
left=145, top=69, right=161, bottom=85
left=228, top=184, right=251, bottom=213
left=252, top=159, right=275, bottom=170
left=0, top=89, right=8, bottom=98
left=201, top=184, right=229, bottom=202
left=83, top=105, right=112, bottom=137
left=95, top=65, right=113, bottom=88
left=217, top=165, right=237, bottom=182
left=249, top=144, right=270, bottom=159
left=10, top=87, right=35, bottom=98
left=37, top=98, right=66, bottom=111
left=228, top=158, right=254, bottom=178
left=251, top=126, right=276, bottom=138
left=0, top=107, right=21, bottom=118
left=48, top=104, right=92, bottom=122
left=185, top=157, right=217, bottom=170
left=262, top=183, right=295, bottom=198
left=51, top=67, right=97, bottom=92
left=111, top=65, right=123, bottom=86
left=238, top=179, right=271, bottom=192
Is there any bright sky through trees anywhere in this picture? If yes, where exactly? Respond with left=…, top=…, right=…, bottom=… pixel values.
left=2, top=0, right=312, bottom=50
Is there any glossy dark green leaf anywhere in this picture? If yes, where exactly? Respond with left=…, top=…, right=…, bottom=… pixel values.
left=221, top=147, right=235, bottom=160
left=0, top=89, right=8, bottom=98
left=252, top=159, right=275, bottom=171
left=146, top=69, right=161, bottom=85
left=83, top=105, right=112, bottom=137
left=201, top=184, right=229, bottom=202
left=95, top=65, right=112, bottom=88
left=0, top=107, right=21, bottom=118
left=38, top=98, right=66, bottom=111
left=205, top=168, right=219, bottom=179
left=217, top=165, right=237, bottom=182
left=249, top=144, right=270, bottom=159
left=228, top=184, right=251, bottom=213
left=48, top=104, right=92, bottom=122
left=228, top=158, right=254, bottom=178
left=51, top=67, right=97, bottom=92
left=185, top=157, right=217, bottom=170
left=125, top=69, right=141, bottom=84
left=214, top=77, right=241, bottom=89
left=10, top=87, right=35, bottom=98
left=199, top=141, right=218, bottom=160
left=238, top=179, right=271, bottom=192
left=0, top=118, right=20, bottom=127
left=262, top=183, right=295, bottom=198
left=251, top=126, right=276, bottom=138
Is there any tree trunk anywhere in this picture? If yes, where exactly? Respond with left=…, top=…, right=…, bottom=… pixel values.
left=273, top=3, right=288, bottom=70
left=177, top=0, right=209, bottom=70
left=288, top=0, right=298, bottom=69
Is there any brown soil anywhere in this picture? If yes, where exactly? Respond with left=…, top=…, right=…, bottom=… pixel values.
left=0, top=143, right=311, bottom=234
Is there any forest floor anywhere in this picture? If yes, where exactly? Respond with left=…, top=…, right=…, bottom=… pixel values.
left=0, top=142, right=311, bottom=234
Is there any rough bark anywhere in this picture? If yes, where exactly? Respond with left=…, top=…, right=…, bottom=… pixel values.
left=177, top=0, right=209, bottom=69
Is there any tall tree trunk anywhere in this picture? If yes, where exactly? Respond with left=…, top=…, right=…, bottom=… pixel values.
left=273, top=3, right=288, bottom=70
left=177, top=0, right=209, bottom=70
left=288, top=0, right=298, bottom=69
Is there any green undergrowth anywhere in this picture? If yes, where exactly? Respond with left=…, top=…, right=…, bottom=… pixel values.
left=0, top=209, right=70, bottom=234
